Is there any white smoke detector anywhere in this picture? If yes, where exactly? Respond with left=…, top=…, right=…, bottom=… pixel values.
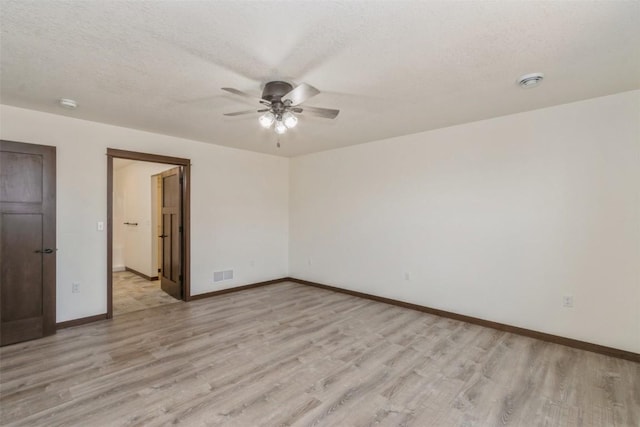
left=517, top=73, right=544, bottom=88
left=58, top=98, right=78, bottom=109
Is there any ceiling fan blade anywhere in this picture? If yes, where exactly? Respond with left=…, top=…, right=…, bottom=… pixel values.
left=221, top=87, right=255, bottom=99
left=282, top=83, right=320, bottom=106
left=224, top=110, right=257, bottom=116
left=259, top=100, right=271, bottom=106
left=301, top=106, right=340, bottom=119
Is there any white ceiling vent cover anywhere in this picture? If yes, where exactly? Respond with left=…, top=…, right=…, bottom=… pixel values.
left=517, top=72, right=544, bottom=88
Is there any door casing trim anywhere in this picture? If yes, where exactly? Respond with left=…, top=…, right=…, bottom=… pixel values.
left=106, top=148, right=191, bottom=319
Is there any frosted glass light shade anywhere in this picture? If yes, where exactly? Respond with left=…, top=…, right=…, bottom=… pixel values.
left=259, top=112, right=275, bottom=128
left=274, top=120, right=287, bottom=134
left=282, top=111, right=298, bottom=128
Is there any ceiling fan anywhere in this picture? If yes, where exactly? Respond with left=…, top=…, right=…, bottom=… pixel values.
left=222, top=81, right=339, bottom=135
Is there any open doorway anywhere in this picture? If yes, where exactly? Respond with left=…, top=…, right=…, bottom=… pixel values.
left=112, top=160, right=179, bottom=315
left=107, top=149, right=191, bottom=319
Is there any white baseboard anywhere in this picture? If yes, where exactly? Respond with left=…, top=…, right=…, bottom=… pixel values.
left=112, top=265, right=125, bottom=272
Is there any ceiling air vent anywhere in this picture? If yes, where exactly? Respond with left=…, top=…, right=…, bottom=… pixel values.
left=517, top=72, right=544, bottom=88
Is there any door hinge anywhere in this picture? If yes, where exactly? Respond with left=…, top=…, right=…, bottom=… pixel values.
left=179, top=274, right=183, bottom=282
left=179, top=225, right=183, bottom=232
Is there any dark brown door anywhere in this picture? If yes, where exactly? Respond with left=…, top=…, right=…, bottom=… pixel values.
left=160, top=167, right=182, bottom=299
left=0, top=140, right=56, bottom=346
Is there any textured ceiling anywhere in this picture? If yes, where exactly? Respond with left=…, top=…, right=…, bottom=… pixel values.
left=1, top=1, right=639, bottom=157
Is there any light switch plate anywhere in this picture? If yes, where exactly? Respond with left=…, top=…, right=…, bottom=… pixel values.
left=97, top=221, right=104, bottom=231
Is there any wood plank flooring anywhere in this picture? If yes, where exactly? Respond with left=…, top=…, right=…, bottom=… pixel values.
left=113, top=271, right=180, bottom=316
left=1, top=282, right=638, bottom=426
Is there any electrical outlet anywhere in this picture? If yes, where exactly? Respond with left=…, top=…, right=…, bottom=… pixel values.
left=404, top=272, right=411, bottom=281
left=307, top=258, right=312, bottom=266
left=562, top=295, right=573, bottom=308
left=72, top=282, right=80, bottom=293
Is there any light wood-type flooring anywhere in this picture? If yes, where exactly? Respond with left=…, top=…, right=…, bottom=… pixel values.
left=112, top=270, right=180, bottom=316
left=1, top=282, right=638, bottom=426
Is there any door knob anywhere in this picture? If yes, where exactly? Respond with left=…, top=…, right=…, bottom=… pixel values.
left=159, top=234, right=168, bottom=238
left=35, top=248, right=54, bottom=254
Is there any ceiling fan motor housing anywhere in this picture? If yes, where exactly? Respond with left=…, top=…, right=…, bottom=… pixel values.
left=261, top=81, right=293, bottom=103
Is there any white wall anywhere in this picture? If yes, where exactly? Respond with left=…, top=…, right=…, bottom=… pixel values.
left=113, top=161, right=173, bottom=277
left=0, top=105, right=289, bottom=323
left=2, top=91, right=638, bottom=353
left=290, top=90, right=640, bottom=353
left=112, top=166, right=126, bottom=271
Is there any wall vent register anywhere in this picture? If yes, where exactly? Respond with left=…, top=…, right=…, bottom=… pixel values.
left=213, top=270, right=234, bottom=282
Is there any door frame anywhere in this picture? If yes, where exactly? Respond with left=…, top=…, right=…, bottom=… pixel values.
left=106, top=148, right=191, bottom=319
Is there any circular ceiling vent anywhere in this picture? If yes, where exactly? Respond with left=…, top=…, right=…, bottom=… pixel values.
left=58, top=98, right=78, bottom=109
left=517, top=73, right=544, bottom=88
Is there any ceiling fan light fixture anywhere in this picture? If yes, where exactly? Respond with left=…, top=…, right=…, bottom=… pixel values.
left=259, top=111, right=275, bottom=128
left=282, top=111, right=298, bottom=129
left=222, top=81, right=339, bottom=143
left=274, top=120, right=287, bottom=134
